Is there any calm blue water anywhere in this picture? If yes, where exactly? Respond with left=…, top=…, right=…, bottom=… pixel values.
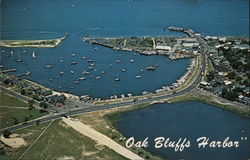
left=0, top=0, right=249, bottom=98
left=116, top=102, right=250, bottom=160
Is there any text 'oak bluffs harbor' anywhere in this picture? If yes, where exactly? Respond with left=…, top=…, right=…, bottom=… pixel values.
left=0, top=0, right=249, bottom=160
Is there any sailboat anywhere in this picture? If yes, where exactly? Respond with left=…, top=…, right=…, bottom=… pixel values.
left=115, top=72, right=120, bottom=81
left=16, top=52, right=22, bottom=62
left=32, top=51, right=36, bottom=59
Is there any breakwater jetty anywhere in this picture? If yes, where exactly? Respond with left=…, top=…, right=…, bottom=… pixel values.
left=168, top=26, right=195, bottom=37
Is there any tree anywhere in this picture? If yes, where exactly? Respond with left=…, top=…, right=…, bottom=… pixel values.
left=28, top=100, right=35, bottom=110
left=3, top=79, right=10, bottom=85
left=207, top=71, right=214, bottom=81
left=222, top=88, right=238, bottom=101
left=3, top=130, right=11, bottom=138
left=24, top=116, right=30, bottom=122
left=228, top=71, right=236, bottom=79
left=0, top=147, right=6, bottom=156
left=36, top=120, right=40, bottom=125
left=39, top=101, right=48, bottom=109
left=12, top=117, right=19, bottom=125
left=21, top=89, right=26, bottom=95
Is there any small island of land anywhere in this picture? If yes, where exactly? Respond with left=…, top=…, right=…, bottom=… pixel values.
left=0, top=34, right=68, bottom=48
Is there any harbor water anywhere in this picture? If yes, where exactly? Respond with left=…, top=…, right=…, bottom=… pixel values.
left=0, top=0, right=249, bottom=98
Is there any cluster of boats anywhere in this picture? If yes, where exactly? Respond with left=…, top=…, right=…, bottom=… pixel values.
left=4, top=49, right=159, bottom=86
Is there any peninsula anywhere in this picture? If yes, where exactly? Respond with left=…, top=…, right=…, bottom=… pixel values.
left=0, top=34, right=68, bottom=48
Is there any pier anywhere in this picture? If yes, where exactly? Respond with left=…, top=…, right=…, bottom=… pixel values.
left=168, top=26, right=195, bottom=37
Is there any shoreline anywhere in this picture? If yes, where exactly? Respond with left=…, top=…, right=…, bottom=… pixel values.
left=0, top=34, right=68, bottom=48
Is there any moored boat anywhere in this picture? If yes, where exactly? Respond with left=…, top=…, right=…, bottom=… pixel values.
left=136, top=75, right=142, bottom=78
left=32, top=51, right=36, bottom=59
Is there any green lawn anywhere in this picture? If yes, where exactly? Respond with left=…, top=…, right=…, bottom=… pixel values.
left=0, top=92, right=28, bottom=107
left=1, top=120, right=128, bottom=160
left=0, top=107, right=48, bottom=129
left=0, top=92, right=48, bottom=129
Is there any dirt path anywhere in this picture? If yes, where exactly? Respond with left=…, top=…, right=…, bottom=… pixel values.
left=0, top=106, right=29, bottom=109
left=62, top=117, right=144, bottom=160
left=17, top=120, right=54, bottom=160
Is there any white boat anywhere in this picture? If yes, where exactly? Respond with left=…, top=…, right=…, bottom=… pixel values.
left=16, top=52, right=22, bottom=62
left=79, top=77, right=86, bottom=80
left=136, top=75, right=142, bottom=79
left=83, top=71, right=90, bottom=75
left=44, top=64, right=53, bottom=68
left=95, top=76, right=101, bottom=79
left=115, top=72, right=120, bottom=81
left=88, top=66, right=93, bottom=70
left=32, top=51, right=36, bottom=59
left=115, top=59, right=121, bottom=63
left=59, top=71, right=65, bottom=75
left=25, top=71, right=31, bottom=76
left=130, top=59, right=135, bottom=63
left=74, top=80, right=80, bottom=84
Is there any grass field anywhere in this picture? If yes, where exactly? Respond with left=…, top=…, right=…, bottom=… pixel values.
left=0, top=92, right=48, bottom=129
left=1, top=120, right=128, bottom=160
left=0, top=92, right=28, bottom=107
left=0, top=107, right=48, bottom=129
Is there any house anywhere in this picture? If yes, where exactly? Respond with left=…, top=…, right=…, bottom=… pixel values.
left=212, top=86, right=223, bottom=96
left=182, top=38, right=199, bottom=48
left=224, top=80, right=232, bottom=85
left=208, top=48, right=218, bottom=54
left=41, top=90, right=53, bottom=96
left=47, top=94, right=66, bottom=104
left=200, top=81, right=209, bottom=86
left=218, top=37, right=226, bottom=42
left=155, top=42, right=171, bottom=51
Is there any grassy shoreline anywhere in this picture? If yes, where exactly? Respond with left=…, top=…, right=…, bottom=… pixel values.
left=166, top=94, right=250, bottom=119
left=0, top=34, right=67, bottom=48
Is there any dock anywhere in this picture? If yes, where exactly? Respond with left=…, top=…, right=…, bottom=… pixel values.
left=168, top=26, right=195, bottom=37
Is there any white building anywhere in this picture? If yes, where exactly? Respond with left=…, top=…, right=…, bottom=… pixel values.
left=155, top=45, right=172, bottom=51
